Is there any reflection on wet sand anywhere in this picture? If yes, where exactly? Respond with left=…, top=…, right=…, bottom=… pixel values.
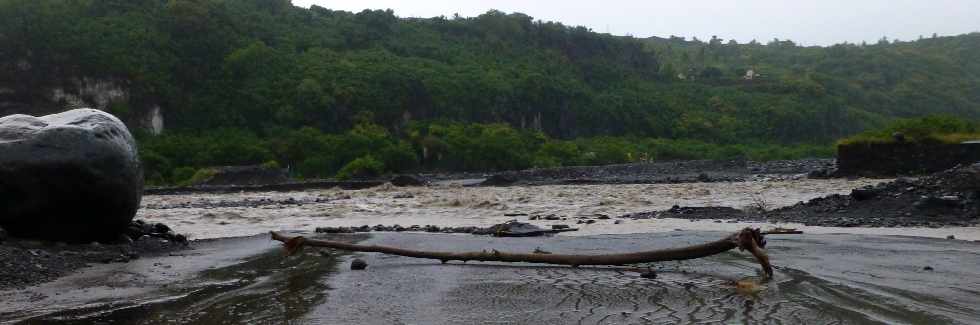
left=10, top=232, right=979, bottom=324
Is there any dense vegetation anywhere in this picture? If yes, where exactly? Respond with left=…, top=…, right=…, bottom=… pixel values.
left=1, top=0, right=978, bottom=183
left=839, top=115, right=980, bottom=145
left=137, top=123, right=832, bottom=183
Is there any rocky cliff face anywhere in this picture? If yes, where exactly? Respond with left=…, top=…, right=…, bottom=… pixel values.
left=0, top=73, right=163, bottom=135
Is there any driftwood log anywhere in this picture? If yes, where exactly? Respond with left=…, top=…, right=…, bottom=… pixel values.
left=270, top=228, right=800, bottom=278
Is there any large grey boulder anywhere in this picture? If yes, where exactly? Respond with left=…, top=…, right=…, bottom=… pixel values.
left=0, top=109, right=143, bottom=242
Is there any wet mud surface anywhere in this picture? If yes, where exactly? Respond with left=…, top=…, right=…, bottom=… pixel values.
left=307, top=233, right=980, bottom=324
left=0, top=234, right=357, bottom=324
left=0, top=226, right=187, bottom=290
left=5, top=232, right=978, bottom=324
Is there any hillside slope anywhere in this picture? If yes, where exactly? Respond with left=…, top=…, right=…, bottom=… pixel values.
left=2, top=1, right=978, bottom=142
left=1, top=0, right=978, bottom=181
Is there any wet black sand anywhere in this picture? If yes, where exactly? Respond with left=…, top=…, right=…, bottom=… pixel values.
left=4, top=231, right=979, bottom=324
left=0, top=237, right=186, bottom=290
left=623, top=163, right=980, bottom=228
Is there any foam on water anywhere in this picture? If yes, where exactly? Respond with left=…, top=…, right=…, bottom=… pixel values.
left=137, top=178, right=980, bottom=241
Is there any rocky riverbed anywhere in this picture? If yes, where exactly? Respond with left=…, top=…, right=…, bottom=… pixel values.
left=622, top=163, right=980, bottom=228
left=764, top=163, right=980, bottom=227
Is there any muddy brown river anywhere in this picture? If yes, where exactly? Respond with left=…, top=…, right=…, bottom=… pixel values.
left=3, top=179, right=980, bottom=324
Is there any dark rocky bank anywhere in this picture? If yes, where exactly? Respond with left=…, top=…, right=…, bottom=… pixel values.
left=315, top=220, right=578, bottom=237
left=0, top=220, right=188, bottom=289
left=145, top=159, right=835, bottom=195
left=472, top=158, right=835, bottom=186
left=836, top=141, right=980, bottom=177
left=621, top=163, right=980, bottom=228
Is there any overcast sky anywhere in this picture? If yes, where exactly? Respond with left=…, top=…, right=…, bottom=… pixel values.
left=292, top=0, right=979, bottom=46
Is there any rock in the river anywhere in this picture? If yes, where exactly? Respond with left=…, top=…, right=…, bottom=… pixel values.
left=350, top=258, right=368, bottom=270
left=640, top=270, right=658, bottom=279
left=913, top=196, right=962, bottom=210
left=473, top=220, right=574, bottom=237
left=807, top=168, right=837, bottom=179
left=390, top=174, right=428, bottom=187
left=480, top=174, right=517, bottom=186
left=850, top=187, right=879, bottom=201
left=0, top=109, right=142, bottom=242
left=944, top=163, right=980, bottom=191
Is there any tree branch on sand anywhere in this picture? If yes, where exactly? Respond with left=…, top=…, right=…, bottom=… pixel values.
left=270, top=228, right=802, bottom=278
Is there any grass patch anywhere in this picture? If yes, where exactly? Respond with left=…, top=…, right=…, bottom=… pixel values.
left=838, top=115, right=980, bottom=146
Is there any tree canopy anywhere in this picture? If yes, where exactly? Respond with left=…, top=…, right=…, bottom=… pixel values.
left=1, top=0, right=978, bottom=183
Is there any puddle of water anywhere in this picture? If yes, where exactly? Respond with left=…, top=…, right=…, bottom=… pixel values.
left=3, top=235, right=353, bottom=324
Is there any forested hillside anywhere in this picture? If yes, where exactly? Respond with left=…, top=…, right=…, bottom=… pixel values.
left=1, top=0, right=978, bottom=182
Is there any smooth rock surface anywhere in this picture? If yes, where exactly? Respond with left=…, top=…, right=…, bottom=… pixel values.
left=0, top=109, right=142, bottom=242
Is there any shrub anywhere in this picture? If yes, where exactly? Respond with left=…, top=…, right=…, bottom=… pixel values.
left=378, top=141, right=419, bottom=172
left=261, top=160, right=281, bottom=169
left=171, top=166, right=198, bottom=185
left=839, top=115, right=980, bottom=145
left=178, top=168, right=217, bottom=187
left=336, top=156, right=385, bottom=180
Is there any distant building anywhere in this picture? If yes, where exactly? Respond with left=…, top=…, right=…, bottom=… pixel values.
left=744, top=69, right=758, bottom=80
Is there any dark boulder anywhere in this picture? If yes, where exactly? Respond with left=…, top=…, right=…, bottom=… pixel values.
left=0, top=109, right=143, bottom=243
left=350, top=258, right=368, bottom=270
left=808, top=168, right=838, bottom=179
left=640, top=270, right=658, bottom=279
left=123, top=220, right=187, bottom=244
left=892, top=132, right=906, bottom=143
left=696, top=173, right=711, bottom=182
left=850, top=187, right=879, bottom=201
left=390, top=174, right=428, bottom=187
left=913, top=196, right=963, bottom=210
left=473, top=220, right=576, bottom=237
left=316, top=226, right=354, bottom=234
left=944, top=163, right=980, bottom=191
left=481, top=174, right=517, bottom=186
